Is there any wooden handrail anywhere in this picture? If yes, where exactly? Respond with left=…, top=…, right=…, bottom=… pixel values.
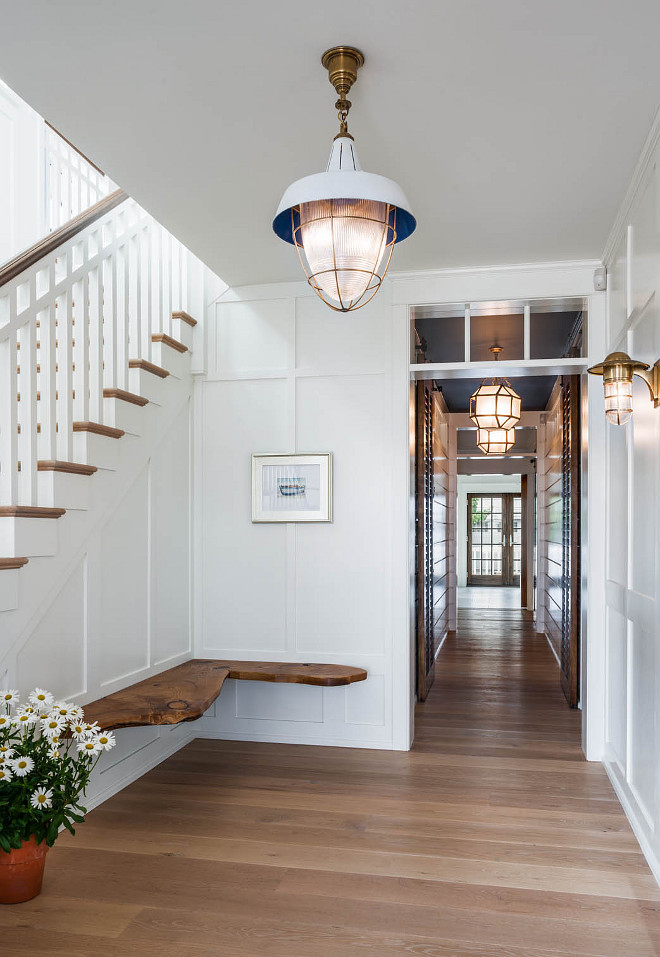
left=0, top=188, right=129, bottom=289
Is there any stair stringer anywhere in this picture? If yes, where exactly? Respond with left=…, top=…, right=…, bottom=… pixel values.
left=0, top=369, right=195, bottom=674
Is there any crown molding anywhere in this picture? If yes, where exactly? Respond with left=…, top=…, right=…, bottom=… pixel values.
left=389, top=258, right=601, bottom=283
left=602, top=103, right=660, bottom=268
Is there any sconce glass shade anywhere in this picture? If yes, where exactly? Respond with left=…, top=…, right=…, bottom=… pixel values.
left=604, top=379, right=633, bottom=426
left=469, top=381, right=522, bottom=431
left=477, top=427, right=516, bottom=455
left=274, top=137, right=416, bottom=312
left=588, top=351, right=652, bottom=426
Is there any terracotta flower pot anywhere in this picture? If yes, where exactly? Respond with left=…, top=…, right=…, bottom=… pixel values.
left=0, top=836, right=49, bottom=904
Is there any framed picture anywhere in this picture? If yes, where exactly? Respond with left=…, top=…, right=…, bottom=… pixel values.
left=251, top=453, right=333, bottom=523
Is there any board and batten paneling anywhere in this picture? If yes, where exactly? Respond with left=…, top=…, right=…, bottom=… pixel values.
left=195, top=288, right=400, bottom=749
left=2, top=401, right=195, bottom=809
left=602, top=151, right=660, bottom=884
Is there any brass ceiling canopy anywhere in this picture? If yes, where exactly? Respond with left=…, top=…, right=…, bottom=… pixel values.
left=321, top=45, right=365, bottom=139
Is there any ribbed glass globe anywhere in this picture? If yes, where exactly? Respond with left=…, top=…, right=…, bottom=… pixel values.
left=299, top=198, right=390, bottom=308
left=604, top=379, right=633, bottom=425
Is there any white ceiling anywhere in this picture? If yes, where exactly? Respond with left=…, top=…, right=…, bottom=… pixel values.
left=2, top=1, right=660, bottom=287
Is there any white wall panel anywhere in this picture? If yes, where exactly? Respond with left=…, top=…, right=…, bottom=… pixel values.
left=211, top=299, right=293, bottom=377
left=603, top=148, right=660, bottom=885
left=295, top=374, right=389, bottom=657
left=201, top=378, right=289, bottom=653
left=236, top=680, right=324, bottom=723
left=295, top=294, right=389, bottom=374
left=17, top=559, right=86, bottom=700
left=151, top=402, right=192, bottom=665
left=98, top=468, right=149, bottom=684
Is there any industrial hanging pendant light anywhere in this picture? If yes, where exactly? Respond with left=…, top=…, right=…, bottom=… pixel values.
left=469, top=346, right=522, bottom=431
left=273, top=46, right=416, bottom=312
left=477, top=427, right=516, bottom=455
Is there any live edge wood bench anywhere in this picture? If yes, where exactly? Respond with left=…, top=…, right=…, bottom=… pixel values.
left=82, top=659, right=368, bottom=731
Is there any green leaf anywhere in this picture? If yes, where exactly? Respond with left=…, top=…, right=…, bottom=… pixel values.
left=0, top=834, right=11, bottom=853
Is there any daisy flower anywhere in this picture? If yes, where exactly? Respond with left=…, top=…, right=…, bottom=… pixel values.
left=13, top=711, right=37, bottom=729
left=29, top=688, right=54, bottom=708
left=69, top=720, right=89, bottom=741
left=48, top=746, right=61, bottom=760
left=0, top=715, right=12, bottom=730
left=77, top=739, right=101, bottom=756
left=52, top=702, right=76, bottom=719
left=83, top=722, right=100, bottom=735
left=0, top=766, right=13, bottom=782
left=68, top=706, right=84, bottom=722
left=95, top=731, right=116, bottom=752
left=0, top=690, right=19, bottom=706
left=41, top=715, right=66, bottom=737
left=30, top=788, right=53, bottom=810
left=0, top=746, right=15, bottom=760
left=10, top=755, right=35, bottom=776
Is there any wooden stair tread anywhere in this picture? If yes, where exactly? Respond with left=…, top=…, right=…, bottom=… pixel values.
left=217, top=660, right=368, bottom=686
left=0, top=506, right=65, bottom=518
left=37, top=460, right=98, bottom=476
left=73, top=422, right=125, bottom=439
left=128, top=359, right=170, bottom=379
left=172, top=310, right=197, bottom=327
left=103, top=388, right=149, bottom=407
left=0, top=557, right=29, bottom=570
left=81, top=659, right=367, bottom=731
left=152, top=333, right=188, bottom=354
left=82, top=661, right=231, bottom=731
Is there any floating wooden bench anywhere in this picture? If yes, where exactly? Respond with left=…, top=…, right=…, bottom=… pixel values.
left=83, top=659, right=367, bottom=731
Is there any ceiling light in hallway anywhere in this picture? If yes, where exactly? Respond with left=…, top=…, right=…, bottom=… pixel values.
left=469, top=345, right=522, bottom=430
left=273, top=46, right=416, bottom=312
left=476, top=427, right=516, bottom=455
left=588, top=351, right=660, bottom=425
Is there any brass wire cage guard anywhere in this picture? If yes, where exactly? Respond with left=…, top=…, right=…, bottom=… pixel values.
left=291, top=203, right=397, bottom=313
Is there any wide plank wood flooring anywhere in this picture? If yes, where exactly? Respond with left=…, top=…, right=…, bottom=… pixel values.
left=3, top=607, right=659, bottom=955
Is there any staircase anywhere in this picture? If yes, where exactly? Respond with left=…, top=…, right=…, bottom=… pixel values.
left=0, top=181, right=214, bottom=656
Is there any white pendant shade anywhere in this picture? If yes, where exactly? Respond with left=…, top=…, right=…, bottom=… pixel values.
left=274, top=137, right=416, bottom=312
left=469, top=380, right=521, bottom=431
left=477, top=427, right=516, bottom=455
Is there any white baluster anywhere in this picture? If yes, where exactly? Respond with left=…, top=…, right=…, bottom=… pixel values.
left=88, top=261, right=103, bottom=424
left=40, top=290, right=58, bottom=464
left=0, top=312, right=19, bottom=505
left=18, top=319, right=38, bottom=504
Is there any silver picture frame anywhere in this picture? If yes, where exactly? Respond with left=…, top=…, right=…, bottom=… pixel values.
left=251, top=453, right=333, bottom=523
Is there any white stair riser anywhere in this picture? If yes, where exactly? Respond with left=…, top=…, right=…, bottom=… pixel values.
left=103, top=397, right=147, bottom=434
left=171, top=318, right=194, bottom=350
left=0, top=518, right=59, bottom=557
left=128, top=368, right=166, bottom=405
left=72, top=431, right=120, bottom=470
left=0, top=570, right=19, bottom=612
left=151, top=342, right=191, bottom=378
left=37, top=471, right=92, bottom=510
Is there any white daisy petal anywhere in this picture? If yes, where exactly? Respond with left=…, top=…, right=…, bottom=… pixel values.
left=0, top=690, right=19, bottom=705
left=77, top=739, right=101, bottom=755
left=95, top=731, right=116, bottom=752
left=0, top=746, right=15, bottom=760
left=30, top=788, right=53, bottom=810
left=28, top=688, right=54, bottom=708
left=0, top=766, right=13, bottom=782
left=10, top=755, right=35, bottom=777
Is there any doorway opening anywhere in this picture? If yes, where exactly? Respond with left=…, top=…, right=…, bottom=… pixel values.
left=411, top=296, right=587, bottom=715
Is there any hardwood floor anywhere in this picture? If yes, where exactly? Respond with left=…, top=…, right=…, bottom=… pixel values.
left=3, top=608, right=660, bottom=955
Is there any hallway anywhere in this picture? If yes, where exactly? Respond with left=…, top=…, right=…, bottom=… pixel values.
left=1, top=610, right=659, bottom=955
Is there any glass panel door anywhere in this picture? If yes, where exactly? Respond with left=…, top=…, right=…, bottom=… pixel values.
left=468, top=493, right=521, bottom=586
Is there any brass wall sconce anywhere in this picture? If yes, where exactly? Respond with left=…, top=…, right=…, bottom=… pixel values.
left=588, top=351, right=660, bottom=425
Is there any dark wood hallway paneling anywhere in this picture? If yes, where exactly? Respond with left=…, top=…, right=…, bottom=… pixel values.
left=1, top=608, right=659, bottom=955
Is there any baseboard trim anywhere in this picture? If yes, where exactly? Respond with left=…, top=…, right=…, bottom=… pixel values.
left=603, top=753, right=660, bottom=888
left=84, top=726, right=195, bottom=813
left=194, top=728, right=394, bottom=750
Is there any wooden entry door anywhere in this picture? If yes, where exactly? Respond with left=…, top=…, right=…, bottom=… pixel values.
left=467, top=493, right=521, bottom=586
